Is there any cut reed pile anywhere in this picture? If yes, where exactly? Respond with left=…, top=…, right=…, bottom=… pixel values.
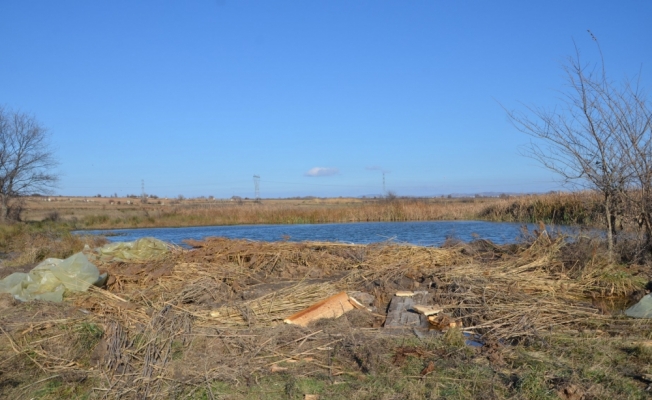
left=77, top=232, right=644, bottom=342
left=1, top=233, right=649, bottom=398
left=427, top=233, right=640, bottom=341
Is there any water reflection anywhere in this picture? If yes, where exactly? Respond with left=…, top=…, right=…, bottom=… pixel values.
left=77, top=220, right=578, bottom=247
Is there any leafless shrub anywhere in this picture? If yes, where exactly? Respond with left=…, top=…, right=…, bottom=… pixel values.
left=43, top=211, right=60, bottom=222
left=505, top=36, right=651, bottom=257
left=0, top=107, right=58, bottom=222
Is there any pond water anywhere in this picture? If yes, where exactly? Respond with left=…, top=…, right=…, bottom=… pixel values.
left=77, top=220, right=573, bottom=247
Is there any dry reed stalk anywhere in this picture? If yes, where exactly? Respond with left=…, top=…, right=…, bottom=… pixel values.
left=88, top=235, right=633, bottom=344
left=197, top=282, right=339, bottom=327
left=5, top=233, right=645, bottom=398
left=78, top=197, right=501, bottom=229
left=404, top=235, right=639, bottom=340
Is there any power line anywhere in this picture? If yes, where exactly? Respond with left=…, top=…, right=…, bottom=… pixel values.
left=260, top=179, right=378, bottom=188
left=60, top=178, right=563, bottom=192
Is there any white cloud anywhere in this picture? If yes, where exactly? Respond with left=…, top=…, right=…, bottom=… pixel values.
left=305, top=167, right=339, bottom=177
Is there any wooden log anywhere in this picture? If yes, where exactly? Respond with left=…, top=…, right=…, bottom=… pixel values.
left=283, top=291, right=354, bottom=327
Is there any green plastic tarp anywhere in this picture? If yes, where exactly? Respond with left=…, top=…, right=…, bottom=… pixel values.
left=0, top=253, right=100, bottom=302
left=0, top=238, right=171, bottom=302
left=625, top=294, right=652, bottom=318
left=96, top=237, right=170, bottom=262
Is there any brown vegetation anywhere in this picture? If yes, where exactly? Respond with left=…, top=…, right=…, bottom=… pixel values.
left=2, top=230, right=652, bottom=398
left=19, top=192, right=609, bottom=230
left=479, top=191, right=604, bottom=225
left=0, top=223, right=107, bottom=277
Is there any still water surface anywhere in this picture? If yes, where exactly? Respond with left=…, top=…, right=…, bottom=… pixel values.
left=79, top=221, right=569, bottom=247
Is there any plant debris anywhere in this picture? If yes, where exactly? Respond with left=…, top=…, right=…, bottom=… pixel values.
left=1, top=233, right=651, bottom=398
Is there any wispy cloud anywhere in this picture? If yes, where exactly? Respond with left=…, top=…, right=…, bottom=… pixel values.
left=305, top=167, right=339, bottom=177
left=366, top=166, right=390, bottom=173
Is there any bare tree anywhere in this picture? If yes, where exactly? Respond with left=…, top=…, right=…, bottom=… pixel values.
left=505, top=41, right=639, bottom=254
left=384, top=190, right=398, bottom=202
left=0, top=107, right=58, bottom=222
left=614, top=81, right=652, bottom=250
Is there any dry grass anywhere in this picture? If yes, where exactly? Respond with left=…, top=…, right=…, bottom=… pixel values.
left=20, top=192, right=609, bottom=231
left=0, top=223, right=107, bottom=271
left=2, top=229, right=651, bottom=398
left=16, top=192, right=620, bottom=236
left=19, top=196, right=511, bottom=229
left=74, top=198, right=496, bottom=229
left=479, top=191, right=604, bottom=225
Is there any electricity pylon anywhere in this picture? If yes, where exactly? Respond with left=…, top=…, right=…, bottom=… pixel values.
left=253, top=175, right=260, bottom=200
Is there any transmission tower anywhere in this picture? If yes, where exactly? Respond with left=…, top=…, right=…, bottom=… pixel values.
left=141, top=179, right=146, bottom=204
left=253, top=175, right=260, bottom=200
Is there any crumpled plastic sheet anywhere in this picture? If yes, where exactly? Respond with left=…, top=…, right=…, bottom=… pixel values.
left=0, top=238, right=171, bottom=302
left=625, top=294, right=652, bottom=318
left=96, top=237, right=170, bottom=262
left=0, top=253, right=100, bottom=302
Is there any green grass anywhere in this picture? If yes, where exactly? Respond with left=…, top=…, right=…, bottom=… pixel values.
left=74, top=322, right=104, bottom=351
left=27, top=376, right=99, bottom=400
left=10, top=327, right=652, bottom=400
left=143, top=332, right=652, bottom=399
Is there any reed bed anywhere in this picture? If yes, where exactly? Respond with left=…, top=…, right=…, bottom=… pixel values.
left=478, top=191, right=603, bottom=225
left=0, top=223, right=108, bottom=269
left=64, top=191, right=611, bottom=230
left=74, top=197, right=499, bottom=229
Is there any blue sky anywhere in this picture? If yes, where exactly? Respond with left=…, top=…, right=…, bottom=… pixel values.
left=1, top=1, right=651, bottom=198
